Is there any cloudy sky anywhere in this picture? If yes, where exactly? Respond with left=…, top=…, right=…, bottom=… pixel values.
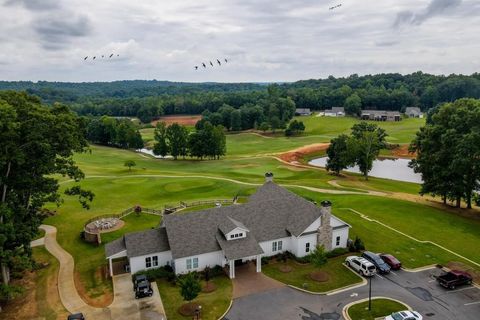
left=1, top=0, right=479, bottom=82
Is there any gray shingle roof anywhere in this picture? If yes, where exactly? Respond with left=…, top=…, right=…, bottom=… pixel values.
left=163, top=182, right=323, bottom=259
left=215, top=231, right=264, bottom=260
left=105, top=237, right=126, bottom=258
left=124, top=227, right=170, bottom=258
left=218, top=216, right=249, bottom=235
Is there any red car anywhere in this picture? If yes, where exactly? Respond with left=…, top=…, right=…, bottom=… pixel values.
left=380, top=254, right=402, bottom=270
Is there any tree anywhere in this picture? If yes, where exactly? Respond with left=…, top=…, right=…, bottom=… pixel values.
left=259, top=122, right=270, bottom=133
left=124, top=160, right=136, bottom=171
left=0, top=91, right=92, bottom=294
left=230, top=110, right=242, bottom=131
left=344, top=93, right=362, bottom=116
left=270, top=116, right=281, bottom=133
left=166, top=123, right=189, bottom=160
left=153, top=122, right=169, bottom=157
left=308, top=245, right=328, bottom=267
left=179, top=272, right=201, bottom=303
left=285, top=120, right=305, bottom=136
left=326, top=134, right=354, bottom=175
left=409, top=98, right=480, bottom=208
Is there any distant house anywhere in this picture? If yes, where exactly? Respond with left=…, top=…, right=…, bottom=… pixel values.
left=405, top=107, right=423, bottom=118
left=105, top=173, right=350, bottom=279
left=295, top=108, right=312, bottom=116
left=361, top=110, right=401, bottom=122
left=324, top=107, right=345, bottom=117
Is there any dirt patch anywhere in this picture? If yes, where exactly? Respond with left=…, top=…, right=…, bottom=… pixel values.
left=178, top=302, right=201, bottom=316
left=446, top=261, right=480, bottom=284
left=390, top=144, right=416, bottom=159
left=279, top=143, right=330, bottom=163
left=152, top=115, right=202, bottom=127
left=0, top=271, right=39, bottom=319
left=309, top=271, right=329, bottom=282
left=202, top=282, right=217, bottom=293
left=74, top=269, right=113, bottom=308
left=278, top=265, right=293, bottom=273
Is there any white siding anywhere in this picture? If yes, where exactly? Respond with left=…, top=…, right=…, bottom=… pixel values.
left=295, top=234, right=318, bottom=257
left=174, top=251, right=224, bottom=275
left=225, top=227, right=248, bottom=240
left=259, top=237, right=291, bottom=257
left=332, top=227, right=349, bottom=249
left=331, top=216, right=348, bottom=228
left=302, top=217, right=321, bottom=233
left=129, top=250, right=172, bottom=274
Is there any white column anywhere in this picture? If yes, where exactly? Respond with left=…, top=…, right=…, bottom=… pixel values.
left=229, top=260, right=235, bottom=279
left=109, top=258, right=113, bottom=277
left=256, top=255, right=261, bottom=273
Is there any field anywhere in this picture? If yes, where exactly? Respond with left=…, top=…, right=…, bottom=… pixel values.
left=151, top=114, right=202, bottom=126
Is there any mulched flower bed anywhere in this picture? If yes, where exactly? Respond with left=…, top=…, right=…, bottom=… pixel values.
left=278, top=265, right=293, bottom=273
left=178, top=302, right=201, bottom=316
left=309, top=271, right=329, bottom=282
left=202, top=282, right=217, bottom=293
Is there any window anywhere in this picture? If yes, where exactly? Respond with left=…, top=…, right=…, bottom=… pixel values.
left=193, top=257, right=199, bottom=268
left=230, top=234, right=234, bottom=239
left=272, top=241, right=277, bottom=252
left=145, top=257, right=152, bottom=268
left=186, top=258, right=192, bottom=270
left=153, top=256, right=158, bottom=267
left=305, top=242, right=310, bottom=253
left=336, top=236, right=340, bottom=246
left=278, top=240, right=283, bottom=251
left=238, top=233, right=243, bottom=237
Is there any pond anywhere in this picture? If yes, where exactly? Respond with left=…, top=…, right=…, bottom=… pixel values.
left=308, top=157, right=422, bottom=184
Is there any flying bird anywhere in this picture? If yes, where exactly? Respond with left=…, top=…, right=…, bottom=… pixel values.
left=329, top=4, right=342, bottom=10
left=216, top=59, right=221, bottom=66
left=224, top=58, right=228, bottom=63
left=84, top=56, right=88, bottom=60
left=109, top=54, right=114, bottom=58
left=209, top=61, right=214, bottom=67
left=202, top=62, right=206, bottom=68
left=101, top=55, right=104, bottom=58
left=93, top=56, right=96, bottom=60
left=194, top=66, right=198, bottom=70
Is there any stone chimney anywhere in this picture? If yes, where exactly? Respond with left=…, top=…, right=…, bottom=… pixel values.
left=265, top=172, right=274, bottom=182
left=317, top=200, right=333, bottom=251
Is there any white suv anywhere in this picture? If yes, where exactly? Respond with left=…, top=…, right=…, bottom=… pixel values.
left=345, top=256, right=376, bottom=277
left=385, top=310, right=423, bottom=320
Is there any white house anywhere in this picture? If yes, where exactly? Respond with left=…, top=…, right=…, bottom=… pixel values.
left=295, top=108, right=312, bottom=116
left=404, top=107, right=423, bottom=118
left=324, top=107, right=345, bottom=117
left=105, top=173, right=350, bottom=279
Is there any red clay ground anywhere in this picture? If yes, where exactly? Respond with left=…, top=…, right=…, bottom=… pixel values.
left=151, top=115, right=202, bottom=126
left=278, top=143, right=330, bottom=164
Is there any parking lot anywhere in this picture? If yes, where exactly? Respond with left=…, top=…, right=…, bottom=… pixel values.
left=225, top=267, right=480, bottom=320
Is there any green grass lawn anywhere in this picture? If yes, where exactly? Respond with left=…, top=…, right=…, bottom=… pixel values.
left=262, top=256, right=362, bottom=292
left=157, top=276, right=232, bottom=320
left=100, top=213, right=161, bottom=243
left=298, top=115, right=424, bottom=144
left=347, top=298, right=408, bottom=320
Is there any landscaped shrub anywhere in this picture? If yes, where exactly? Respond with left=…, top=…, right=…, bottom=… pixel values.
left=353, top=236, right=365, bottom=251
left=326, top=247, right=350, bottom=258
left=135, top=266, right=175, bottom=281
left=308, top=245, right=328, bottom=267
left=261, top=257, right=269, bottom=265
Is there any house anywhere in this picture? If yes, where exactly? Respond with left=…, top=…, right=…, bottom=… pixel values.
left=295, top=108, right=312, bottom=116
left=404, top=107, right=423, bottom=118
left=324, top=107, right=345, bottom=117
left=361, top=110, right=401, bottom=122
left=105, top=173, right=350, bottom=279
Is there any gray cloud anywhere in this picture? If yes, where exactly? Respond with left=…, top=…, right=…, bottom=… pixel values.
left=33, top=15, right=92, bottom=50
left=394, top=0, right=462, bottom=28
left=4, top=0, right=59, bottom=11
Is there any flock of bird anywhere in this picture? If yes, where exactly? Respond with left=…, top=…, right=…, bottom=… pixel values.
left=194, top=58, right=228, bottom=70
left=83, top=53, right=120, bottom=60
left=329, top=3, right=342, bottom=10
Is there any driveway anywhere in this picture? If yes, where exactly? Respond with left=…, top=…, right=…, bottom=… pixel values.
left=225, top=267, right=480, bottom=320
left=232, top=262, right=284, bottom=298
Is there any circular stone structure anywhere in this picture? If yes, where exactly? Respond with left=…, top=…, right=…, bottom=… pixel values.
left=85, top=217, right=124, bottom=234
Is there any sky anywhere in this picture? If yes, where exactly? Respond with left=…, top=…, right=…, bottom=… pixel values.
left=1, top=0, right=479, bottom=83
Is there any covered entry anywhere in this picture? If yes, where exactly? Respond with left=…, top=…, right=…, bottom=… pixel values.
left=227, top=255, right=262, bottom=279
left=105, top=236, right=128, bottom=277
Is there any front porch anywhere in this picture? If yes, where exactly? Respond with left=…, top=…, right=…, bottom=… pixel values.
left=227, top=255, right=261, bottom=279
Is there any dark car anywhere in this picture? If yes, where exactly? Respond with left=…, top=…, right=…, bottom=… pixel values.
left=437, top=270, right=472, bottom=289
left=135, top=280, right=153, bottom=299
left=133, top=274, right=148, bottom=291
left=380, top=253, right=402, bottom=270
left=362, top=251, right=391, bottom=274
left=67, top=313, right=85, bottom=320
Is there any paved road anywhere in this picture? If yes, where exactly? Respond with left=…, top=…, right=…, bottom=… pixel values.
left=226, top=268, right=480, bottom=320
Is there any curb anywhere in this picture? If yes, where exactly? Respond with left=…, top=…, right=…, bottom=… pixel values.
left=218, top=300, right=233, bottom=320
left=401, top=264, right=437, bottom=272
left=342, top=296, right=412, bottom=320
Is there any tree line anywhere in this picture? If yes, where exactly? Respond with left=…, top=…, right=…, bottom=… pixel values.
left=85, top=116, right=144, bottom=149
left=153, top=121, right=226, bottom=160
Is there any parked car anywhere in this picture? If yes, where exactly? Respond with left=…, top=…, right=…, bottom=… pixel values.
left=345, top=256, right=376, bottom=277
left=67, top=313, right=85, bottom=320
left=135, top=280, right=154, bottom=299
left=436, top=270, right=472, bottom=289
left=133, top=274, right=148, bottom=291
left=385, top=310, right=422, bottom=320
left=380, top=253, right=402, bottom=270
left=362, top=251, right=391, bottom=274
